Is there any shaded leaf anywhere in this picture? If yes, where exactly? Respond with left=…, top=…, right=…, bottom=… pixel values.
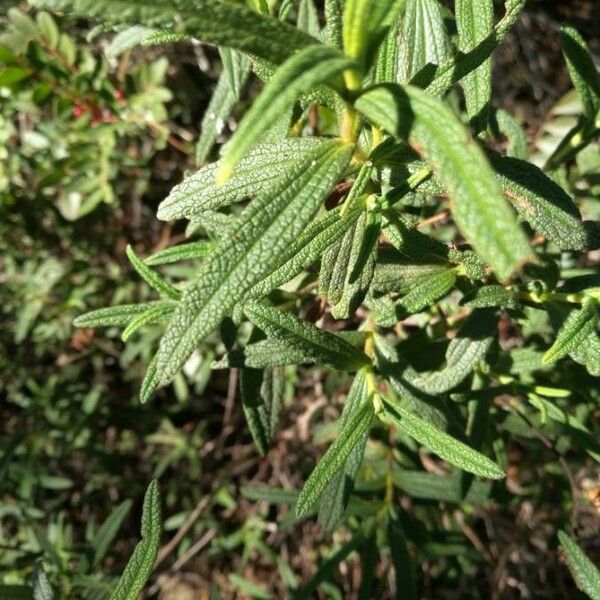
left=296, top=400, right=373, bottom=518
left=156, top=140, right=353, bottom=385
left=378, top=394, right=504, bottom=479
left=558, top=531, right=600, bottom=600
left=356, top=83, right=532, bottom=280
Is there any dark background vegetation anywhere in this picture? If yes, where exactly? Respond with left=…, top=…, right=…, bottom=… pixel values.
left=1, top=1, right=599, bottom=598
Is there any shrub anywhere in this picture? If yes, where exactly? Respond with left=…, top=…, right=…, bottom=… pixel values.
left=6, top=0, right=600, bottom=597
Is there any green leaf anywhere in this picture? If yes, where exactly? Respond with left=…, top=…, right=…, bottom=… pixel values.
left=105, top=25, right=155, bottom=59
left=121, top=303, right=175, bottom=342
left=388, top=514, right=418, bottom=600
left=414, top=308, right=497, bottom=394
left=372, top=257, right=449, bottom=294
left=377, top=394, right=504, bottom=479
left=126, top=245, right=180, bottom=300
left=395, top=268, right=456, bottom=317
left=418, top=0, right=526, bottom=97
left=244, top=302, right=369, bottom=371
left=158, top=138, right=324, bottom=221
left=74, top=302, right=174, bottom=328
left=398, top=0, right=450, bottom=82
left=91, top=500, right=133, bottom=568
left=31, top=564, right=54, bottom=600
left=355, top=83, right=533, bottom=280
left=110, top=480, right=161, bottom=600
left=324, top=0, right=343, bottom=49
left=250, top=203, right=364, bottom=296
left=144, top=241, right=213, bottom=266
left=195, top=54, right=249, bottom=164
left=218, top=45, right=354, bottom=180
left=219, top=46, right=250, bottom=99
left=558, top=531, right=600, bottom=600
left=461, top=285, right=518, bottom=309
left=319, top=211, right=378, bottom=319
left=241, top=366, right=285, bottom=456
left=455, top=0, right=493, bottom=131
left=343, top=0, right=403, bottom=75
left=140, top=354, right=160, bottom=404
left=215, top=338, right=311, bottom=369
left=156, top=140, right=353, bottom=385
left=37, top=0, right=317, bottom=65
left=489, top=152, right=586, bottom=250
left=393, top=469, right=491, bottom=502
left=297, top=0, right=320, bottom=38
left=543, top=298, right=598, bottom=364
left=296, top=400, right=373, bottom=519
left=318, top=370, right=370, bottom=530
left=559, top=26, right=600, bottom=123
left=495, top=109, right=528, bottom=159
left=240, top=485, right=298, bottom=505
left=568, top=331, right=600, bottom=377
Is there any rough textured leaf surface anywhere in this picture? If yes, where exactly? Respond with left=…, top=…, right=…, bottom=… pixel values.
left=356, top=83, right=533, bottom=280
left=156, top=141, right=353, bottom=385
left=296, top=400, right=373, bottom=518
left=244, top=302, right=369, bottom=371
left=110, top=480, right=161, bottom=600
left=378, top=395, right=504, bottom=479
left=558, top=531, right=600, bottom=600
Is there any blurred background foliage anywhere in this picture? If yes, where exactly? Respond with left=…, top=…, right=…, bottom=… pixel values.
left=0, top=1, right=599, bottom=599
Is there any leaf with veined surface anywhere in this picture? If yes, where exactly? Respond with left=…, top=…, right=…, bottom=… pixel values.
left=156, top=140, right=353, bottom=385
left=355, top=83, right=533, bottom=280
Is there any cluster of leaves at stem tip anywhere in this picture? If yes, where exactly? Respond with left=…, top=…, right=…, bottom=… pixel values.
left=31, top=0, right=599, bottom=595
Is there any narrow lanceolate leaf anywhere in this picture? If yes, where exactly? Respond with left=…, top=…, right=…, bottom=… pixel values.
left=156, top=141, right=353, bottom=385
left=241, top=367, right=285, bottom=456
left=158, top=138, right=323, bottom=221
left=388, top=514, right=418, bottom=600
left=395, top=268, right=456, bottom=317
left=489, top=152, right=586, bottom=250
left=74, top=302, right=174, bottom=328
left=375, top=20, right=400, bottom=84
left=372, top=258, right=449, bottom=294
left=569, top=331, right=600, bottom=377
left=218, top=46, right=355, bottom=180
left=318, top=370, right=370, bottom=530
left=110, top=480, right=161, bottom=600
left=320, top=212, right=378, bottom=320
left=140, top=354, right=160, bottom=404
left=342, top=0, right=401, bottom=73
left=250, top=203, right=364, bottom=296
left=91, top=500, right=132, bottom=568
left=126, top=245, right=180, bottom=300
left=378, top=394, right=505, bottom=479
left=196, top=50, right=250, bottom=164
left=40, top=0, right=317, bottom=65
left=355, top=84, right=533, bottom=280
left=558, top=531, right=600, bottom=600
left=214, top=338, right=311, bottom=369
left=121, top=303, right=175, bottom=342
left=559, top=26, right=600, bottom=123
left=297, top=0, right=320, bottom=38
left=455, top=0, right=493, bottom=130
left=219, top=47, right=250, bottom=99
left=414, top=308, right=497, bottom=394
left=324, top=0, right=343, bottom=49
left=398, top=0, right=450, bottom=82
left=244, top=302, right=369, bottom=371
left=495, top=109, right=528, bottom=159
left=144, top=241, right=213, bottom=266
left=543, top=299, right=598, bottom=365
left=296, top=399, right=373, bottom=518
left=418, top=0, right=526, bottom=97
left=32, top=564, right=54, bottom=600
